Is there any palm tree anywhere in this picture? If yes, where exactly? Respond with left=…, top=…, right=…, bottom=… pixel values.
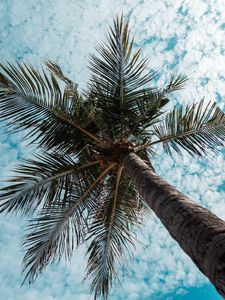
left=0, top=15, right=225, bottom=299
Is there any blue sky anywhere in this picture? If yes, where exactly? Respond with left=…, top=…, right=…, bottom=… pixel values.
left=0, top=0, right=225, bottom=299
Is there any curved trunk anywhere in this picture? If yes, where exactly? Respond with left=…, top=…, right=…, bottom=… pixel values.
left=123, top=152, right=225, bottom=298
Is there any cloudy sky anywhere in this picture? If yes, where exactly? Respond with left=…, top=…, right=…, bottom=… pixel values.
left=0, top=0, right=225, bottom=299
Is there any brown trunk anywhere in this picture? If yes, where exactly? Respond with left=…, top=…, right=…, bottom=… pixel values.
left=123, top=152, right=225, bottom=298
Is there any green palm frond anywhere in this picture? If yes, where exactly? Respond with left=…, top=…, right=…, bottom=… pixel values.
left=44, top=59, right=77, bottom=87
left=128, top=92, right=169, bottom=136
left=22, top=203, right=86, bottom=284
left=149, top=99, right=225, bottom=156
left=0, top=153, right=99, bottom=215
left=87, top=15, right=159, bottom=139
left=85, top=167, right=142, bottom=300
left=22, top=163, right=115, bottom=284
left=89, top=26, right=150, bottom=99
left=0, top=62, right=105, bottom=154
left=87, top=16, right=187, bottom=143
left=129, top=74, right=187, bottom=137
left=162, top=74, right=188, bottom=94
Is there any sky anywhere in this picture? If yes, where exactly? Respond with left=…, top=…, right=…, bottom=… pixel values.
left=0, top=0, right=225, bottom=299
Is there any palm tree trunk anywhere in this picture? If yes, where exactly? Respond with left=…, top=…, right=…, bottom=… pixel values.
left=123, top=152, right=225, bottom=298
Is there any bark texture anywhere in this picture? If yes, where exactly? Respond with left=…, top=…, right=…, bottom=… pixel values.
left=124, top=152, right=225, bottom=298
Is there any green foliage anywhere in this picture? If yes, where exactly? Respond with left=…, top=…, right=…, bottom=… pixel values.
left=85, top=168, right=143, bottom=299
left=152, top=99, right=225, bottom=156
left=0, top=14, right=224, bottom=300
left=0, top=62, right=101, bottom=155
left=87, top=15, right=169, bottom=141
left=0, top=153, right=99, bottom=215
left=22, top=162, right=107, bottom=285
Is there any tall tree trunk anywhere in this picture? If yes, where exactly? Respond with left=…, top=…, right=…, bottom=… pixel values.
left=123, top=152, right=225, bottom=298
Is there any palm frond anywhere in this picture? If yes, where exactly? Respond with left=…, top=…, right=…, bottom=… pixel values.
left=87, top=16, right=188, bottom=143
left=22, top=163, right=115, bottom=284
left=0, top=62, right=105, bottom=154
left=162, top=74, right=188, bottom=94
left=87, top=15, right=158, bottom=139
left=85, top=167, right=143, bottom=299
left=149, top=99, right=225, bottom=156
left=44, top=59, right=77, bottom=87
left=0, top=153, right=99, bottom=215
left=127, top=75, right=187, bottom=139
left=127, top=75, right=188, bottom=138
left=22, top=203, right=86, bottom=284
left=127, top=91, right=169, bottom=136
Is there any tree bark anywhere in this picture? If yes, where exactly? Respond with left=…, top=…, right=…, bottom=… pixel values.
left=123, top=152, right=225, bottom=298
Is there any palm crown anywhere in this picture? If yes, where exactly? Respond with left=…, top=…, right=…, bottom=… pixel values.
left=0, top=15, right=225, bottom=299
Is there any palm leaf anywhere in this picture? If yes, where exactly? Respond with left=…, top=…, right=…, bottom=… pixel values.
left=129, top=75, right=187, bottom=137
left=0, top=153, right=99, bottom=215
left=22, top=203, right=86, bottom=284
left=22, top=163, right=115, bottom=284
left=162, top=74, right=188, bottom=94
left=85, top=167, right=143, bottom=299
left=44, top=59, right=77, bottom=87
left=149, top=99, right=225, bottom=156
left=87, top=15, right=158, bottom=139
left=128, top=92, right=169, bottom=136
left=87, top=16, right=187, bottom=143
left=0, top=62, right=105, bottom=154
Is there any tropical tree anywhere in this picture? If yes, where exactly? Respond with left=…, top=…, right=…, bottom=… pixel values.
left=0, top=15, right=225, bottom=299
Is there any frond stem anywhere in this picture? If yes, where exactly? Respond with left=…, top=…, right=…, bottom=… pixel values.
left=12, top=160, right=100, bottom=195
left=59, top=113, right=107, bottom=147
left=78, top=160, right=100, bottom=170
left=105, top=166, right=123, bottom=256
left=61, top=163, right=116, bottom=223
